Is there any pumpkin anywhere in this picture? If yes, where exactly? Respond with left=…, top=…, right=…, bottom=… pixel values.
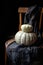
left=15, top=31, right=37, bottom=45
left=21, top=24, right=33, bottom=33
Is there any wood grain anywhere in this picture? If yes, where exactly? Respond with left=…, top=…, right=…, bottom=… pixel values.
left=18, top=7, right=29, bottom=13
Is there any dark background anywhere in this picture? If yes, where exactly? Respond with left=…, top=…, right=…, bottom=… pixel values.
left=0, top=0, right=43, bottom=65
left=1, top=0, right=43, bottom=43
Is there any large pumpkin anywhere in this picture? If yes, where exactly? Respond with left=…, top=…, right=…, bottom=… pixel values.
left=15, top=31, right=37, bottom=45
left=21, top=24, right=33, bottom=33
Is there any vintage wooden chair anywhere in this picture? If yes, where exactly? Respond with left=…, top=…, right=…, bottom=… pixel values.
left=5, top=7, right=43, bottom=65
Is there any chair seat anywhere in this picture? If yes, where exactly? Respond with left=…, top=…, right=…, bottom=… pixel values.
left=6, top=41, right=43, bottom=65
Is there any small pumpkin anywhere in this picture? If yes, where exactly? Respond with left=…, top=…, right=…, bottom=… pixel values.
left=15, top=31, right=37, bottom=45
left=21, top=24, right=33, bottom=33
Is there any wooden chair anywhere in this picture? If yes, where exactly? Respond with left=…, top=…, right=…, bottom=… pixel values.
left=18, top=7, right=43, bottom=38
left=18, top=7, right=29, bottom=30
left=5, top=7, right=43, bottom=65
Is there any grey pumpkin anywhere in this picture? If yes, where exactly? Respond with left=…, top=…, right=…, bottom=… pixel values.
left=21, top=24, right=33, bottom=33
left=15, top=31, right=37, bottom=45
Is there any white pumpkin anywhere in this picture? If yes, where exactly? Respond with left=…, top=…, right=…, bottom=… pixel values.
left=15, top=31, right=37, bottom=45
left=21, top=24, right=33, bottom=33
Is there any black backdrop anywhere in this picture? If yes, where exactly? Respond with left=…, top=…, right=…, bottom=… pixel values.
left=1, top=0, right=43, bottom=42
